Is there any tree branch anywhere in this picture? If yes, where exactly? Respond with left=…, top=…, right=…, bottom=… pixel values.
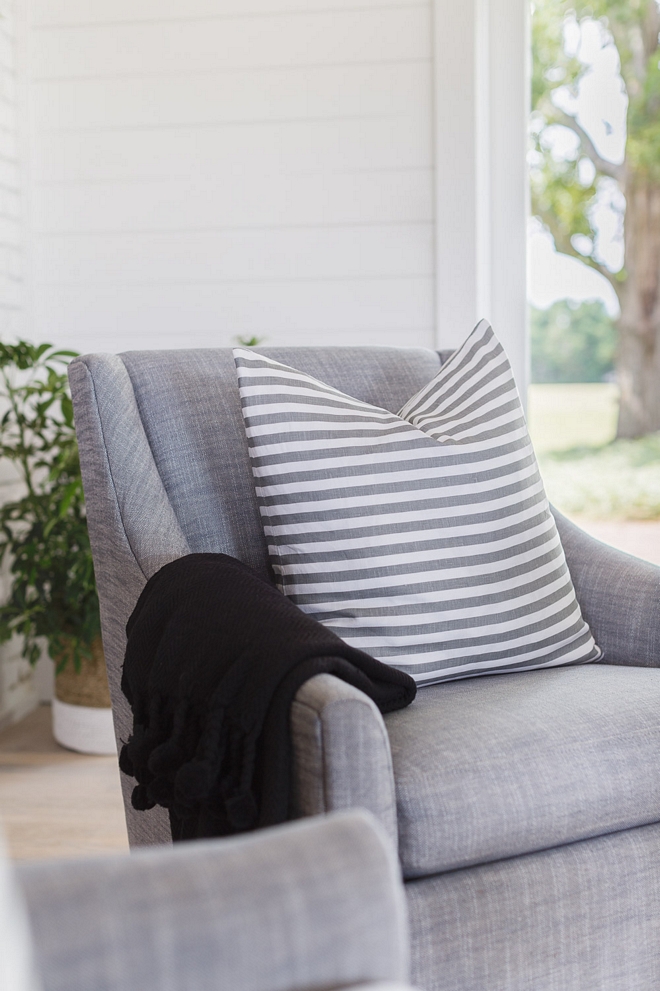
left=537, top=207, right=623, bottom=296
left=551, top=109, right=626, bottom=183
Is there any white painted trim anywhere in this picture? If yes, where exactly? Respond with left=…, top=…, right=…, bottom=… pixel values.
left=432, top=0, right=479, bottom=348
left=432, top=0, right=529, bottom=395
left=475, top=0, right=492, bottom=324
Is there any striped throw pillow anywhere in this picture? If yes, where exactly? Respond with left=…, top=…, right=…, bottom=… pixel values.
left=233, top=321, right=600, bottom=685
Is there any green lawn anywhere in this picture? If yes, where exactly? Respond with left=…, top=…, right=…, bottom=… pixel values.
left=527, top=383, right=619, bottom=452
left=528, top=384, right=660, bottom=520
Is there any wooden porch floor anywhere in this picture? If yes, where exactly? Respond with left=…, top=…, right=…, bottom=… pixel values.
left=0, top=705, right=128, bottom=861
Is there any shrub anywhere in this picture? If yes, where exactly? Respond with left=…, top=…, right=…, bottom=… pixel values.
left=0, top=342, right=100, bottom=670
left=530, top=299, right=617, bottom=383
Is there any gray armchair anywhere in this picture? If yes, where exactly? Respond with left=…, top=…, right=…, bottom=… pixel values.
left=69, top=346, right=660, bottom=991
left=15, top=810, right=413, bottom=991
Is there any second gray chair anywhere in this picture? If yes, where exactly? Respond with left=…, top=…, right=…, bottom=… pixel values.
left=69, top=346, right=660, bottom=991
left=16, top=810, right=412, bottom=991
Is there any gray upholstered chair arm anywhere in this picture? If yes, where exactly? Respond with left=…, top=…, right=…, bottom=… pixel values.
left=19, top=811, right=410, bottom=991
left=347, top=985, right=418, bottom=990
left=554, top=507, right=660, bottom=667
left=291, top=674, right=399, bottom=847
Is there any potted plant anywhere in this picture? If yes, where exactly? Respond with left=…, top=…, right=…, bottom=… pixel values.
left=0, top=341, right=115, bottom=754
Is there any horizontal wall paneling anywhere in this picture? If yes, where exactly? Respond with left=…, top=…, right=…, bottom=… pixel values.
left=32, top=0, right=426, bottom=26
left=31, top=62, right=432, bottom=131
left=27, top=0, right=435, bottom=352
left=31, top=171, right=433, bottom=232
left=32, top=8, right=431, bottom=80
left=33, top=277, right=434, bottom=351
left=33, top=113, right=432, bottom=183
left=33, top=224, right=434, bottom=285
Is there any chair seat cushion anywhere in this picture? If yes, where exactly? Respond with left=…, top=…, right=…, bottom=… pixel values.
left=385, top=663, right=660, bottom=878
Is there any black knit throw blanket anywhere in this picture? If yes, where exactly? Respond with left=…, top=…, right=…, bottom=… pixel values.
left=119, top=553, right=416, bottom=841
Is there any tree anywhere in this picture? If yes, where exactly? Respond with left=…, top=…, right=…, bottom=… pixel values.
left=531, top=0, right=660, bottom=437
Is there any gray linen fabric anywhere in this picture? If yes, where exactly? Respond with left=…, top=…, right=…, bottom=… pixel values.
left=68, top=357, right=183, bottom=846
left=386, top=663, right=660, bottom=877
left=70, top=346, right=440, bottom=847
left=345, top=985, right=419, bottom=990
left=71, top=345, right=660, bottom=849
left=407, top=820, right=660, bottom=991
left=19, top=811, right=410, bottom=991
left=70, top=343, right=660, bottom=990
left=291, top=673, right=398, bottom=847
left=554, top=506, right=660, bottom=667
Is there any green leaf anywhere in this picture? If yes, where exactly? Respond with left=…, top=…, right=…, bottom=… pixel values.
left=61, top=395, right=74, bottom=427
left=57, top=480, right=80, bottom=518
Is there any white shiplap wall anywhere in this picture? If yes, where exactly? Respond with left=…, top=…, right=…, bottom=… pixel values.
left=0, top=0, right=39, bottom=727
left=26, top=0, right=434, bottom=354
left=0, top=1, right=20, bottom=339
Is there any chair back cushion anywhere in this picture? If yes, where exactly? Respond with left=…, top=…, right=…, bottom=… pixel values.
left=118, top=346, right=443, bottom=576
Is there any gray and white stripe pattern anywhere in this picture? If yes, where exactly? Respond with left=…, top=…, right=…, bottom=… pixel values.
left=234, top=321, right=600, bottom=685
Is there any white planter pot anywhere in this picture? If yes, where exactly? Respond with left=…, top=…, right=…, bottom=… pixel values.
left=52, top=698, right=116, bottom=755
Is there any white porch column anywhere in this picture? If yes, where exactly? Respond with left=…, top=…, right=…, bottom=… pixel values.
left=433, top=0, right=530, bottom=395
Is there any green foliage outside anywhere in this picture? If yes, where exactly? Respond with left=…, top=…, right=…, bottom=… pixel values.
left=531, top=1, right=613, bottom=270
left=539, top=433, right=660, bottom=519
left=531, top=0, right=660, bottom=437
left=531, top=0, right=660, bottom=261
left=531, top=300, right=617, bottom=383
left=530, top=0, right=660, bottom=512
left=0, top=342, right=100, bottom=670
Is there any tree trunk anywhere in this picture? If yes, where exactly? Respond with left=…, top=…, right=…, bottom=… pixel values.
left=616, top=177, right=660, bottom=438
